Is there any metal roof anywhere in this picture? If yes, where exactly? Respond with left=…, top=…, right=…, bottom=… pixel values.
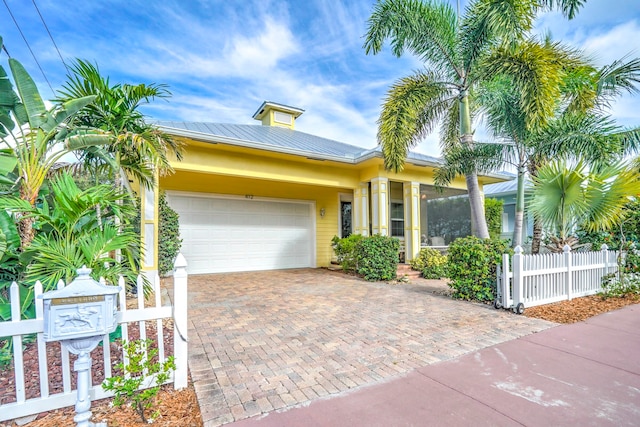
left=157, top=121, right=367, bottom=159
left=484, top=178, right=533, bottom=195
left=156, top=121, right=509, bottom=182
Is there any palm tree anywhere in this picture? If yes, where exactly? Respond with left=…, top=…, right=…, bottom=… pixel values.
left=55, top=60, right=183, bottom=193
left=0, top=39, right=112, bottom=249
left=0, top=172, right=140, bottom=289
left=363, top=0, right=586, bottom=238
left=529, top=158, right=640, bottom=252
left=469, top=53, right=640, bottom=250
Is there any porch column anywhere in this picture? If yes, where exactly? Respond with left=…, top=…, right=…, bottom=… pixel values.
left=140, top=173, right=159, bottom=282
left=354, top=183, right=369, bottom=236
left=404, top=182, right=421, bottom=261
left=371, top=177, right=389, bottom=236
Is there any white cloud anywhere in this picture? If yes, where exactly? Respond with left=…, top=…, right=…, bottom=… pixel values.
left=225, top=18, right=300, bottom=75
left=609, top=93, right=640, bottom=127
left=580, top=21, right=640, bottom=65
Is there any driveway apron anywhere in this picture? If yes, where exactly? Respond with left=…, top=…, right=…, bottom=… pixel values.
left=182, top=269, right=553, bottom=426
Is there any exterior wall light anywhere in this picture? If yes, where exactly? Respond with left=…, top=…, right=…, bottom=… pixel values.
left=320, top=208, right=326, bottom=217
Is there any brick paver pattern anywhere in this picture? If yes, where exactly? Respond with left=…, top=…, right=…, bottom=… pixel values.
left=182, top=269, right=554, bottom=426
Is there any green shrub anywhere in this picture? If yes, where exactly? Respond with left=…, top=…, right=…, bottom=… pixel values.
left=158, top=192, right=182, bottom=276
left=331, top=234, right=364, bottom=272
left=355, top=234, right=399, bottom=281
left=410, top=247, right=448, bottom=279
left=447, top=236, right=510, bottom=301
left=102, top=339, right=176, bottom=423
left=485, top=198, right=504, bottom=240
left=600, top=272, right=640, bottom=298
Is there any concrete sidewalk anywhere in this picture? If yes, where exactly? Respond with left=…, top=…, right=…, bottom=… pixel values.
left=229, top=303, right=640, bottom=427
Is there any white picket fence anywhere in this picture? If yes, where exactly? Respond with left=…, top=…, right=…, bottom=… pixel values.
left=497, top=244, right=618, bottom=311
left=0, top=255, right=188, bottom=422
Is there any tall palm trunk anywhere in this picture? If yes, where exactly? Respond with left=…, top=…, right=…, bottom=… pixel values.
left=511, top=165, right=526, bottom=247
left=17, top=186, right=37, bottom=250
left=460, top=93, right=490, bottom=239
left=17, top=214, right=35, bottom=250
left=531, top=217, right=543, bottom=254
left=528, top=160, right=542, bottom=253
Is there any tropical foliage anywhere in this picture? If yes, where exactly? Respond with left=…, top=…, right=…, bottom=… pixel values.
left=158, top=192, right=182, bottom=276
left=0, top=172, right=140, bottom=290
left=529, top=159, right=640, bottom=252
left=355, top=234, right=399, bottom=281
left=0, top=37, right=112, bottom=249
left=485, top=198, right=504, bottom=240
left=466, top=51, right=640, bottom=250
left=447, top=236, right=511, bottom=301
left=409, top=247, right=448, bottom=279
left=363, top=0, right=587, bottom=239
left=55, top=59, right=183, bottom=192
left=331, top=234, right=364, bottom=272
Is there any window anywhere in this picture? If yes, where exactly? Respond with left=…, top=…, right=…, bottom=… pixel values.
left=390, top=202, right=404, bottom=237
left=340, top=201, right=352, bottom=238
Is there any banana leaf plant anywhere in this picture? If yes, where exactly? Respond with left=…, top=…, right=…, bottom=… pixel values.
left=0, top=35, right=113, bottom=250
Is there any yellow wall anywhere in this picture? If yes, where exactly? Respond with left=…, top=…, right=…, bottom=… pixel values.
left=161, top=171, right=348, bottom=268
left=173, top=142, right=361, bottom=189
left=359, top=163, right=468, bottom=191
left=159, top=138, right=490, bottom=270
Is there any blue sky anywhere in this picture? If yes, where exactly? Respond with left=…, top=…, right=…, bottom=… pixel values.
left=1, top=0, right=639, bottom=156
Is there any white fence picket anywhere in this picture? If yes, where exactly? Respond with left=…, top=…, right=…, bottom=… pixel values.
left=56, top=279, right=72, bottom=394
left=34, top=281, right=49, bottom=399
left=0, top=255, right=188, bottom=422
left=498, top=245, right=619, bottom=310
left=10, top=282, right=25, bottom=403
left=154, top=273, right=166, bottom=364
left=173, top=254, right=189, bottom=390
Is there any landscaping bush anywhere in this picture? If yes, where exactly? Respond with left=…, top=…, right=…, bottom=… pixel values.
left=355, top=234, right=399, bottom=281
left=485, top=198, right=504, bottom=240
left=447, top=236, right=510, bottom=301
left=410, top=247, right=448, bottom=279
left=331, top=234, right=364, bottom=272
left=158, top=192, right=182, bottom=276
left=600, top=272, right=640, bottom=298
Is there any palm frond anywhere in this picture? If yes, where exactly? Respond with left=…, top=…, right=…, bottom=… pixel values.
left=559, top=65, right=598, bottom=114
left=531, top=112, right=624, bottom=163
left=582, top=160, right=640, bottom=231
left=56, top=58, right=183, bottom=187
left=378, top=70, right=456, bottom=172
left=596, top=56, right=640, bottom=107
left=364, top=0, right=461, bottom=78
left=530, top=159, right=590, bottom=238
left=435, top=141, right=511, bottom=186
left=539, top=0, right=586, bottom=19
left=617, top=126, right=640, bottom=156
left=460, top=0, right=538, bottom=74
left=483, top=38, right=586, bottom=130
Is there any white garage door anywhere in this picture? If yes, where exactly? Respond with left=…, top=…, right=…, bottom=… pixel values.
left=167, top=193, right=315, bottom=274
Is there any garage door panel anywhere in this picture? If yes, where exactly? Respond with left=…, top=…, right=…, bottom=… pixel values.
left=167, top=193, right=314, bottom=274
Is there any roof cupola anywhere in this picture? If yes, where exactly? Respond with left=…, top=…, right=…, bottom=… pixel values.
left=252, top=101, right=304, bottom=130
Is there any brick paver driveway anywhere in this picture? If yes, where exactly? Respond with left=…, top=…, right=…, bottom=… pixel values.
left=184, top=269, right=554, bottom=426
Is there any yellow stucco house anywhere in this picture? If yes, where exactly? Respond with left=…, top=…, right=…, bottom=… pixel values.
left=140, top=101, right=506, bottom=275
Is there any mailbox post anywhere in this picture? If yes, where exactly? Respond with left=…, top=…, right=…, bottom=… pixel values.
left=40, top=266, right=120, bottom=427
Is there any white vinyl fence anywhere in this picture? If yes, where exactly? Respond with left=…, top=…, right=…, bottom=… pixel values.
left=0, top=255, right=188, bottom=422
left=497, top=244, right=618, bottom=311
